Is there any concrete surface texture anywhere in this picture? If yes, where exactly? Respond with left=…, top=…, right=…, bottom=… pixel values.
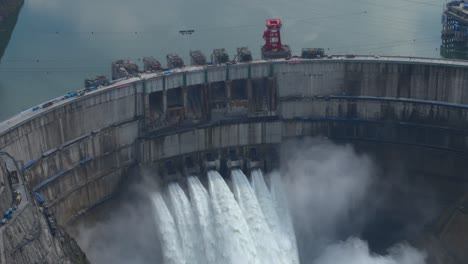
left=1, top=202, right=88, bottom=264
left=0, top=161, right=12, bottom=214
left=0, top=155, right=89, bottom=264
left=1, top=56, right=468, bottom=262
left=3, top=57, right=468, bottom=223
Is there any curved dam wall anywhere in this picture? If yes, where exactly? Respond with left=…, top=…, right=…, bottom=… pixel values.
left=0, top=79, right=144, bottom=223
left=2, top=56, right=468, bottom=224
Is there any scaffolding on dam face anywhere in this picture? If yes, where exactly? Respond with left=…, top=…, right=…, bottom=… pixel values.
left=441, top=1, right=468, bottom=59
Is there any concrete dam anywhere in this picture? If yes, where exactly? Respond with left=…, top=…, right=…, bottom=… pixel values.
left=1, top=56, right=468, bottom=263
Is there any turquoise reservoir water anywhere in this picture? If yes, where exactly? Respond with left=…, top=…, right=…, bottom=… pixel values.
left=0, top=0, right=444, bottom=120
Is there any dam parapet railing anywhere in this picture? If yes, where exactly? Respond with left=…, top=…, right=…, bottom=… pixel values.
left=2, top=54, right=468, bottom=134
left=5, top=56, right=468, bottom=223
left=3, top=55, right=468, bottom=137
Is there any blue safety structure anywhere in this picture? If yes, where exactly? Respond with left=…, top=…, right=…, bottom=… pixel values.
left=4, top=209, right=13, bottom=219
left=64, top=93, right=77, bottom=99
left=34, top=192, right=45, bottom=204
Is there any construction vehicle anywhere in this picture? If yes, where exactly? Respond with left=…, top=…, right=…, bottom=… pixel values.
left=34, top=192, right=45, bottom=204
left=4, top=208, right=13, bottom=219
left=41, top=101, right=53, bottom=108
left=15, top=194, right=22, bottom=205
left=190, top=50, right=207, bottom=65
left=302, top=48, right=325, bottom=59
left=261, top=18, right=291, bottom=60
left=63, top=92, right=77, bottom=99
left=43, top=206, right=57, bottom=236
left=212, top=49, right=229, bottom=64
left=237, top=47, right=253, bottom=62
left=85, top=75, right=109, bottom=88
left=143, top=57, right=162, bottom=72
left=111, top=60, right=139, bottom=80
left=166, top=53, right=184, bottom=68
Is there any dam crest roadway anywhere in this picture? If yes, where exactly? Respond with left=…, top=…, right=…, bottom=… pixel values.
left=4, top=55, right=468, bottom=133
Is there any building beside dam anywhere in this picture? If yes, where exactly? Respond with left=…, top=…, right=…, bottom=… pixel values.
left=2, top=55, right=468, bottom=262
left=441, top=1, right=468, bottom=59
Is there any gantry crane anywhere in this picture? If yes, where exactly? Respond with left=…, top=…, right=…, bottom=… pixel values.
left=261, top=19, right=291, bottom=60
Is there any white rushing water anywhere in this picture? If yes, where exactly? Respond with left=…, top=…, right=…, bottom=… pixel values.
left=208, top=170, right=259, bottom=264
left=152, top=170, right=299, bottom=264
left=187, top=176, right=217, bottom=264
left=270, top=171, right=300, bottom=263
left=167, top=183, right=202, bottom=263
left=231, top=169, right=284, bottom=264
left=150, top=193, right=186, bottom=264
left=251, top=169, right=300, bottom=264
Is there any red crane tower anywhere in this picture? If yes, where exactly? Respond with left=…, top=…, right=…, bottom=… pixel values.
left=261, top=18, right=291, bottom=60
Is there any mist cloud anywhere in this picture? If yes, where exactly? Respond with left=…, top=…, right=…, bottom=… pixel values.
left=313, top=238, right=426, bottom=264
left=279, top=137, right=427, bottom=264
left=281, top=138, right=376, bottom=255
left=73, top=137, right=429, bottom=264
left=73, top=167, right=163, bottom=264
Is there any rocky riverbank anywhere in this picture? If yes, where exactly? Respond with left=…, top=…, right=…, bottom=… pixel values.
left=0, top=0, right=23, bottom=20
left=0, top=155, right=89, bottom=264
left=0, top=0, right=23, bottom=60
